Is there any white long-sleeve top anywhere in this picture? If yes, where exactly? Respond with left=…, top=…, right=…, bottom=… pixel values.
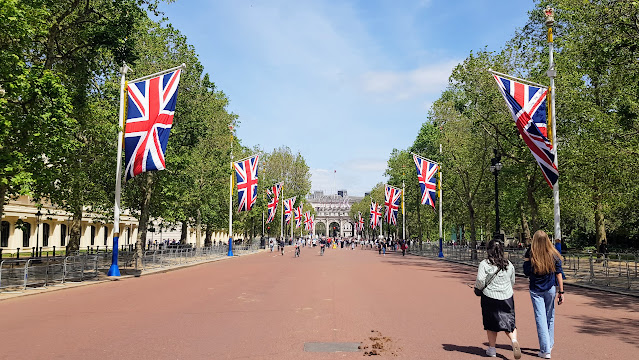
left=475, top=259, right=515, bottom=300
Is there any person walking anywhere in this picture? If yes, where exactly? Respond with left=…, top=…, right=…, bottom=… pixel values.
left=475, top=239, right=520, bottom=359
left=523, top=230, right=565, bottom=359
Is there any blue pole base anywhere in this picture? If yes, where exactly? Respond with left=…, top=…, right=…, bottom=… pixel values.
left=438, top=237, right=444, bottom=258
left=227, top=237, right=234, bottom=257
left=107, top=264, right=121, bottom=276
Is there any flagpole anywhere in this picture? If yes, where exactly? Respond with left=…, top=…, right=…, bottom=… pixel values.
left=438, top=144, right=444, bottom=258
left=545, top=7, right=561, bottom=242
left=280, top=186, right=284, bottom=242
left=108, top=63, right=131, bottom=277
left=402, top=177, right=405, bottom=241
left=228, top=125, right=234, bottom=256
left=290, top=200, right=294, bottom=241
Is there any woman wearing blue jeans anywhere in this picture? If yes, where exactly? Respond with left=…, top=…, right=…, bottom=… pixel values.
left=523, top=230, right=565, bottom=359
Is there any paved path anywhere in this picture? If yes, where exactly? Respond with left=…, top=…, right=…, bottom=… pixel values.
left=0, top=246, right=636, bottom=359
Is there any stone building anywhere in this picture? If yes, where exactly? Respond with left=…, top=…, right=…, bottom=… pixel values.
left=307, top=190, right=363, bottom=238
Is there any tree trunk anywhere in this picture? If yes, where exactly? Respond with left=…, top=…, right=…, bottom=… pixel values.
left=205, top=225, right=212, bottom=247
left=527, top=175, right=539, bottom=232
left=67, top=208, right=83, bottom=253
left=195, top=208, right=202, bottom=248
left=594, top=193, right=607, bottom=253
left=469, top=203, right=477, bottom=260
left=180, top=222, right=188, bottom=244
left=136, top=172, right=153, bottom=263
left=0, top=184, right=6, bottom=222
left=520, top=202, right=531, bottom=246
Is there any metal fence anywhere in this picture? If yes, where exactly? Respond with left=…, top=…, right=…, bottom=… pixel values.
left=409, top=243, right=639, bottom=294
left=0, top=244, right=261, bottom=293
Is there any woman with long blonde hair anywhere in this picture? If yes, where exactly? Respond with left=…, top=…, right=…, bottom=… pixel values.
left=523, top=230, right=565, bottom=359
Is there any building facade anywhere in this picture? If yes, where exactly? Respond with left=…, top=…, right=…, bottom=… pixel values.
left=1, top=196, right=139, bottom=254
left=307, top=190, right=363, bottom=238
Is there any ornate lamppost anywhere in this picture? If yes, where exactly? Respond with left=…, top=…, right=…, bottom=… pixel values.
left=35, top=210, right=42, bottom=257
left=489, top=149, right=503, bottom=242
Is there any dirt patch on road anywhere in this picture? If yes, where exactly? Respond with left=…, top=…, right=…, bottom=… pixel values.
left=359, top=330, right=401, bottom=356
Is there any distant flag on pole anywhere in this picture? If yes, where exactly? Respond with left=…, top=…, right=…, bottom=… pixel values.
left=304, top=211, right=312, bottom=231
left=283, top=197, right=296, bottom=224
left=413, top=154, right=439, bottom=209
left=492, top=72, right=558, bottom=188
left=370, top=202, right=382, bottom=229
left=384, top=184, right=402, bottom=225
left=125, top=67, right=182, bottom=180
left=357, top=212, right=364, bottom=232
left=294, top=206, right=303, bottom=228
left=266, top=182, right=282, bottom=223
left=233, top=154, right=259, bottom=212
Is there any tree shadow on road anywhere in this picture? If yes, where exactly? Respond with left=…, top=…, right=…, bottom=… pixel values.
left=568, top=315, right=639, bottom=348
left=565, top=286, right=639, bottom=313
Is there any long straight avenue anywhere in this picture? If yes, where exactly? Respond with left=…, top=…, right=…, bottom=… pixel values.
left=0, top=246, right=636, bottom=359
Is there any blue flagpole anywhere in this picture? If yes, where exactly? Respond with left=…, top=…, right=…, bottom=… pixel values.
left=109, top=63, right=130, bottom=276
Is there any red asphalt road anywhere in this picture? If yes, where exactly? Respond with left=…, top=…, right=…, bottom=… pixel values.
left=0, top=246, right=637, bottom=360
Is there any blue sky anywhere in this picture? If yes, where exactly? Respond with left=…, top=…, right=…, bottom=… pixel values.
left=158, top=0, right=536, bottom=196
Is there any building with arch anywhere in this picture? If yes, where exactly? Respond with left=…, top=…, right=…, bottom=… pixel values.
left=307, top=190, right=362, bottom=238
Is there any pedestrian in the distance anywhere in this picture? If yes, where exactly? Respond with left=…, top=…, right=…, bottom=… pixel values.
left=523, top=230, right=565, bottom=359
left=475, top=239, right=520, bottom=359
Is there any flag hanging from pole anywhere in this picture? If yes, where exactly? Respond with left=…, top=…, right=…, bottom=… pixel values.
left=492, top=73, right=558, bottom=188
left=384, top=185, right=402, bottom=225
left=125, top=68, right=182, bottom=180
left=294, top=206, right=303, bottom=228
left=304, top=211, right=312, bottom=231
left=370, top=202, right=381, bottom=229
left=283, top=197, right=296, bottom=224
left=234, top=154, right=259, bottom=212
left=266, top=182, right=282, bottom=223
left=413, top=154, right=439, bottom=209
left=357, top=212, right=364, bottom=232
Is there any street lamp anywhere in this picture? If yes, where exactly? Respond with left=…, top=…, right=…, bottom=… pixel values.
left=489, top=149, right=503, bottom=242
left=35, top=210, right=42, bottom=258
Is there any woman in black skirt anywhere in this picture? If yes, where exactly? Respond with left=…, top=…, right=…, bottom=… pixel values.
left=475, top=240, right=521, bottom=359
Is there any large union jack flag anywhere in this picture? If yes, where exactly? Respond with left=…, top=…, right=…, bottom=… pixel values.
left=266, top=182, right=282, bottom=223
left=283, top=197, right=296, bottom=224
left=125, top=69, right=182, bottom=180
left=304, top=212, right=313, bottom=231
left=493, top=74, right=558, bottom=188
left=414, top=154, right=439, bottom=209
left=294, top=206, right=303, bottom=228
left=234, top=155, right=259, bottom=212
left=384, top=185, right=402, bottom=225
left=370, top=202, right=381, bottom=229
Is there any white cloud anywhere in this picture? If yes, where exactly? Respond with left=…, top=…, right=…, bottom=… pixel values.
left=360, top=59, right=460, bottom=101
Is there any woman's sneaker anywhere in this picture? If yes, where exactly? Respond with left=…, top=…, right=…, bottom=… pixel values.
left=486, top=347, right=496, bottom=357
left=512, top=340, right=521, bottom=359
left=538, top=351, right=551, bottom=359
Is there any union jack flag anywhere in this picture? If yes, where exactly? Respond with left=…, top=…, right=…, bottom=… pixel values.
left=384, top=185, right=402, bottom=225
left=493, top=74, right=558, bottom=188
left=414, top=154, right=439, bottom=209
left=370, top=202, right=381, bottom=229
left=234, top=155, right=259, bottom=212
left=266, top=182, right=282, bottom=223
left=304, top=211, right=313, bottom=231
left=357, top=212, right=364, bottom=232
left=125, top=68, right=182, bottom=180
left=283, top=197, right=296, bottom=224
left=294, top=206, right=303, bottom=228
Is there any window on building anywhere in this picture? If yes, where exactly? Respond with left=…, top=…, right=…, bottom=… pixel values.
left=90, top=225, right=96, bottom=246
left=103, top=226, right=108, bottom=246
left=1, top=221, right=9, bottom=247
left=23, top=223, right=31, bottom=248
left=60, top=224, right=67, bottom=247
left=42, top=223, right=50, bottom=247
